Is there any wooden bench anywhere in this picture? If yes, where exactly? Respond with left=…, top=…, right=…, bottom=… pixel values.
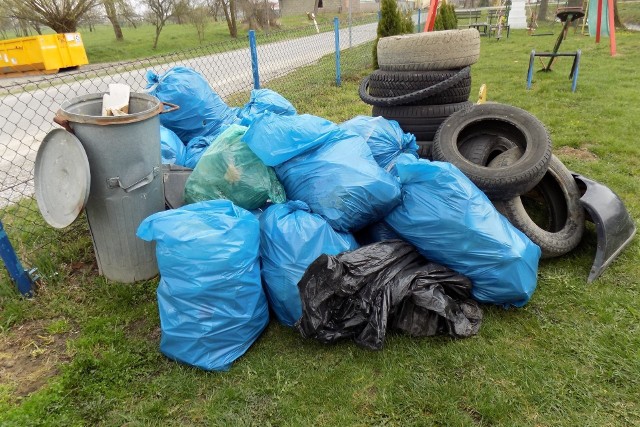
left=455, top=9, right=483, bottom=28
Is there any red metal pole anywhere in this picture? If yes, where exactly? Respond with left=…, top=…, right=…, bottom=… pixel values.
left=607, top=0, right=617, bottom=55
left=424, top=0, right=440, bottom=32
left=595, top=0, right=603, bottom=43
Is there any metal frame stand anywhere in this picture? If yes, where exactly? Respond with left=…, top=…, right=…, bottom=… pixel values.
left=526, top=7, right=584, bottom=92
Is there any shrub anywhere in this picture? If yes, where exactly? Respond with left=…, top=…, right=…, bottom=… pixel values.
left=434, top=0, right=458, bottom=31
left=373, top=0, right=414, bottom=69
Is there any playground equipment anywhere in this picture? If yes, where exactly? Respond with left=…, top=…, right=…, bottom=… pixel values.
left=526, top=6, right=584, bottom=92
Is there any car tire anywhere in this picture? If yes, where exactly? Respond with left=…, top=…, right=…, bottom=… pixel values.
left=377, top=29, right=481, bottom=71
left=373, top=102, right=473, bottom=142
left=359, top=67, right=470, bottom=107
left=433, top=103, right=552, bottom=200
left=489, top=148, right=585, bottom=258
left=368, top=69, right=471, bottom=105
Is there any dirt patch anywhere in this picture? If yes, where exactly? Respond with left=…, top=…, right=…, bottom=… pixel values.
left=125, top=317, right=161, bottom=343
left=0, top=319, right=75, bottom=399
left=556, top=146, right=598, bottom=162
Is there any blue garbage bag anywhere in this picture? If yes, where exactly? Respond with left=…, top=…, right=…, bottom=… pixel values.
left=237, top=89, right=296, bottom=125
left=183, top=125, right=227, bottom=169
left=339, top=115, right=418, bottom=172
left=146, top=66, right=239, bottom=143
left=260, top=201, right=359, bottom=327
left=243, top=112, right=402, bottom=232
left=385, top=154, right=541, bottom=307
left=160, top=126, right=187, bottom=166
left=136, top=200, right=269, bottom=371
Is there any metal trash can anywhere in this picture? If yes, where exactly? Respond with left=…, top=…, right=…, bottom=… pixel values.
left=36, top=93, right=175, bottom=283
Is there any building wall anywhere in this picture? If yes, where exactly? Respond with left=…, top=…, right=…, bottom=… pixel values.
left=360, top=0, right=379, bottom=13
left=279, top=0, right=365, bottom=16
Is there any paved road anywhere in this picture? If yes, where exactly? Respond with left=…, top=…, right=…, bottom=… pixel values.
left=0, top=21, right=379, bottom=207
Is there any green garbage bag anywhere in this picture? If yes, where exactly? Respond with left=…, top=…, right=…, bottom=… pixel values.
left=184, top=124, right=286, bottom=209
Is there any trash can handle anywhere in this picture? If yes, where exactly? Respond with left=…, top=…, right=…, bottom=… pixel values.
left=160, top=102, right=180, bottom=114
left=53, top=111, right=74, bottom=133
left=107, top=167, right=160, bottom=193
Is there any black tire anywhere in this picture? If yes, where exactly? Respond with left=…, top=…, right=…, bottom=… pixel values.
left=432, top=103, right=552, bottom=200
left=369, top=85, right=471, bottom=106
left=373, top=103, right=471, bottom=141
left=359, top=67, right=470, bottom=107
left=489, top=148, right=585, bottom=258
left=458, top=135, right=518, bottom=165
left=368, top=69, right=471, bottom=105
left=377, top=29, right=481, bottom=71
left=373, top=102, right=473, bottom=142
left=370, top=69, right=470, bottom=85
left=417, top=141, right=433, bottom=159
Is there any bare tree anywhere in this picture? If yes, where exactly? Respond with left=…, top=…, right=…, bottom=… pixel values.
left=208, top=0, right=221, bottom=21
left=3, top=0, right=101, bottom=33
left=218, top=0, right=237, bottom=37
left=118, top=0, right=140, bottom=28
left=190, top=4, right=209, bottom=42
left=103, top=0, right=124, bottom=40
left=79, top=7, right=104, bottom=31
left=144, top=0, right=176, bottom=49
left=238, top=0, right=278, bottom=31
left=173, top=0, right=191, bottom=24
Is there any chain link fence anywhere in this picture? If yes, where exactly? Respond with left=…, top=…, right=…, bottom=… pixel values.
left=0, top=14, right=382, bottom=290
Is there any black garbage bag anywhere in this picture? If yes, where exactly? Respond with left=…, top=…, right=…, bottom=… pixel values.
left=295, top=240, right=482, bottom=350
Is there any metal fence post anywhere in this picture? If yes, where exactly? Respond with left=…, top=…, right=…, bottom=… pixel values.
left=418, top=9, right=422, bottom=32
left=348, top=2, right=353, bottom=48
left=0, top=220, right=33, bottom=297
left=249, top=30, right=260, bottom=89
left=334, top=17, right=341, bottom=87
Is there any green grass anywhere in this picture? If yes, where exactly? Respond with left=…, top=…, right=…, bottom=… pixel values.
left=78, top=12, right=377, bottom=64
left=1, top=27, right=640, bottom=426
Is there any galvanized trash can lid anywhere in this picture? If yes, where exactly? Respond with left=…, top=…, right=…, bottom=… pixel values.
left=35, top=129, right=91, bottom=228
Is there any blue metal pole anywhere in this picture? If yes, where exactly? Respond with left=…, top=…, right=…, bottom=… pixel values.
left=571, top=50, right=582, bottom=92
left=526, top=50, right=536, bottom=90
left=0, top=220, right=32, bottom=297
left=248, top=30, right=260, bottom=89
left=418, top=9, right=422, bottom=32
left=334, top=17, right=341, bottom=87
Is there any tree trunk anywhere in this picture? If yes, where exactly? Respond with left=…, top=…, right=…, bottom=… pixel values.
left=537, top=0, right=549, bottom=22
left=104, top=0, right=124, bottom=41
left=222, top=0, right=234, bottom=37
left=314, top=0, right=319, bottom=15
left=212, top=0, right=220, bottom=22
left=230, top=0, right=238, bottom=38
left=153, top=25, right=162, bottom=49
left=31, top=21, right=42, bottom=35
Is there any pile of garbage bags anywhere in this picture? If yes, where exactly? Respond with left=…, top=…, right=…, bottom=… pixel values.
left=139, top=66, right=541, bottom=371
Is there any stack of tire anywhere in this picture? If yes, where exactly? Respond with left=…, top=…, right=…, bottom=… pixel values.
left=432, top=103, right=586, bottom=259
left=360, top=29, right=481, bottom=159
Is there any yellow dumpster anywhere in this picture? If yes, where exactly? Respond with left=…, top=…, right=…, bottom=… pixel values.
left=0, top=33, right=89, bottom=76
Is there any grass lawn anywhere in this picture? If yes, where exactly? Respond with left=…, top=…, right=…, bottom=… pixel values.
left=1, top=24, right=640, bottom=426
left=78, top=12, right=377, bottom=64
